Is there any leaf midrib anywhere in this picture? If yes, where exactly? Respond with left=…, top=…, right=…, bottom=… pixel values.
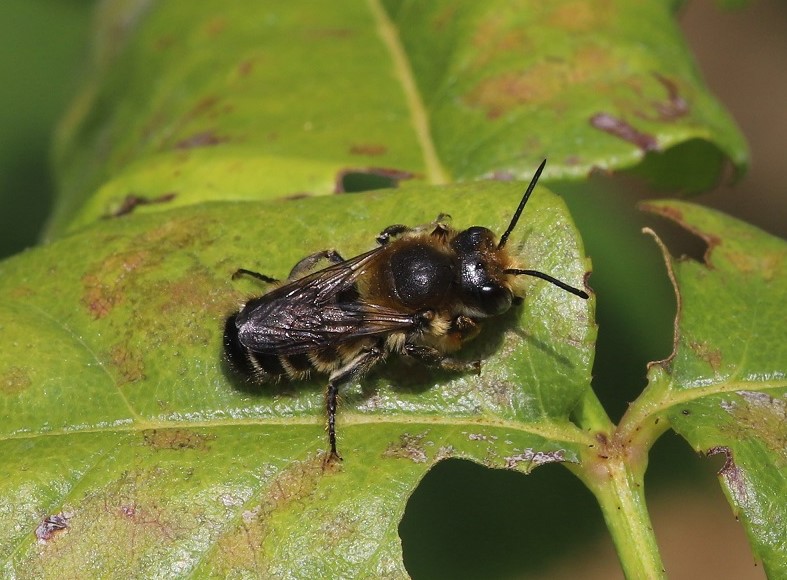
left=0, top=414, right=592, bottom=446
left=368, top=0, right=448, bottom=184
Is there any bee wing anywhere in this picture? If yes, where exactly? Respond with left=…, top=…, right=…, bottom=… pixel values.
left=235, top=248, right=420, bottom=355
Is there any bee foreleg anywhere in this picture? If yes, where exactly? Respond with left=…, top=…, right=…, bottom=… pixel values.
left=402, top=343, right=482, bottom=375
left=288, top=249, right=345, bottom=280
left=325, top=345, right=385, bottom=459
left=231, top=269, right=279, bottom=284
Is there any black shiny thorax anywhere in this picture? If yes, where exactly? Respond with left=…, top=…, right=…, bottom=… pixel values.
left=360, top=224, right=515, bottom=318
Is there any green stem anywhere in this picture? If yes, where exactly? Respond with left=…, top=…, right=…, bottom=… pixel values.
left=572, top=445, right=666, bottom=579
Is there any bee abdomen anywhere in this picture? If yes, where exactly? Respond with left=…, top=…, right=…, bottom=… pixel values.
left=224, top=313, right=289, bottom=382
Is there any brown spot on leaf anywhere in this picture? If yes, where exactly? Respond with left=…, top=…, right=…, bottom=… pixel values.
left=237, top=58, right=255, bottom=77
left=547, top=0, right=601, bottom=31
left=108, top=344, right=145, bottom=384
left=153, top=35, right=174, bottom=51
left=1, top=366, right=32, bottom=395
left=720, top=392, right=787, bottom=459
left=469, top=19, right=532, bottom=72
left=82, top=274, right=121, bottom=319
left=349, top=143, right=387, bottom=156
left=143, top=429, right=214, bottom=451
left=82, top=250, right=152, bottom=319
left=190, top=96, right=221, bottom=118
left=9, top=285, right=34, bottom=300
left=204, top=17, right=227, bottom=38
left=103, top=192, right=177, bottom=219
left=706, top=446, right=752, bottom=508
left=466, top=45, right=613, bottom=116
left=432, top=5, right=458, bottom=31
left=383, top=432, right=429, bottom=463
left=212, top=454, right=328, bottom=572
left=688, top=341, right=723, bottom=373
left=650, top=74, right=689, bottom=121
left=466, top=70, right=555, bottom=119
left=36, top=513, right=71, bottom=542
left=590, top=113, right=659, bottom=152
left=174, top=130, right=228, bottom=150
left=725, top=250, right=783, bottom=281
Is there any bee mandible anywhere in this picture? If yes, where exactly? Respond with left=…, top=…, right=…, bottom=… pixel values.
left=224, top=160, right=589, bottom=460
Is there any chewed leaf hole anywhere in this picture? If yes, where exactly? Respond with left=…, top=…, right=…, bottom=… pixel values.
left=399, top=459, right=603, bottom=578
left=642, top=207, right=712, bottom=265
left=335, top=167, right=414, bottom=193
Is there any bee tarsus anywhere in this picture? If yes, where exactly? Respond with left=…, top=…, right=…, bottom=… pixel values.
left=232, top=269, right=279, bottom=284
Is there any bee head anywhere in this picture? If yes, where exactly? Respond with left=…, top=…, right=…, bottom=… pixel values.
left=451, top=226, right=513, bottom=316
left=472, top=160, right=589, bottom=304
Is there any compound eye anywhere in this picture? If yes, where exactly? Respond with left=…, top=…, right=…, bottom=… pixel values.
left=479, top=283, right=513, bottom=315
left=458, top=257, right=513, bottom=316
left=452, top=226, right=495, bottom=253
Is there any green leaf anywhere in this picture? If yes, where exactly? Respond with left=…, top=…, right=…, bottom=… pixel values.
left=620, top=201, right=787, bottom=577
left=49, top=1, right=746, bottom=237
left=0, top=182, right=595, bottom=575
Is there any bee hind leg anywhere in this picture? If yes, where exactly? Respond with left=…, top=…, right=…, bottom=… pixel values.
left=402, top=343, right=481, bottom=375
left=325, top=345, right=385, bottom=460
left=376, top=224, right=410, bottom=245
left=231, top=269, right=279, bottom=284
left=288, top=249, right=345, bottom=280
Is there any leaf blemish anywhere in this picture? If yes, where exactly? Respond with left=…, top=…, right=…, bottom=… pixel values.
left=589, top=113, right=658, bottom=152
left=174, top=130, right=228, bottom=150
left=504, top=448, right=566, bottom=471
left=108, top=343, right=146, bottom=384
left=650, top=74, right=690, bottom=121
left=103, top=192, right=177, bottom=219
left=383, top=432, right=429, bottom=463
left=706, top=446, right=752, bottom=507
left=1, top=366, right=32, bottom=395
left=142, top=429, right=214, bottom=451
left=348, top=144, right=388, bottom=156
left=688, top=341, right=723, bottom=373
left=209, top=457, right=330, bottom=575
left=82, top=249, right=153, bottom=319
left=36, top=513, right=71, bottom=542
left=720, top=392, right=787, bottom=457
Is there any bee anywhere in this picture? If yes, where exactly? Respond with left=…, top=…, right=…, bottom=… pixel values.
left=223, top=160, right=589, bottom=460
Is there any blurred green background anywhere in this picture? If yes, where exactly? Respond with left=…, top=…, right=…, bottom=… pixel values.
left=1, top=1, right=783, bottom=578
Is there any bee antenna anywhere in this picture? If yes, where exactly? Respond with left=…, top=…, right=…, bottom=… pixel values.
left=497, top=159, right=547, bottom=250
left=504, top=268, right=589, bottom=299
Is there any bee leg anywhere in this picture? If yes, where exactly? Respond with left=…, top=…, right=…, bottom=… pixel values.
left=325, top=345, right=385, bottom=460
left=376, top=224, right=410, bottom=246
left=288, top=249, right=345, bottom=280
left=450, top=315, right=482, bottom=342
left=402, top=343, right=482, bottom=375
left=231, top=269, right=279, bottom=284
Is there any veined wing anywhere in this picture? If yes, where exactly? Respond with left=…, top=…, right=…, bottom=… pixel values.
left=235, top=248, right=420, bottom=354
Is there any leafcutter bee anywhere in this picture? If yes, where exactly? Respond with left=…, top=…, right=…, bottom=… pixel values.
left=224, top=160, right=589, bottom=459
